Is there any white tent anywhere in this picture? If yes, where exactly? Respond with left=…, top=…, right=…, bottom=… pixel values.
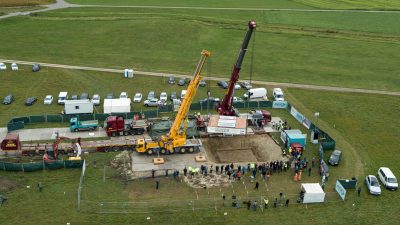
left=301, top=183, right=325, bottom=203
left=103, top=98, right=131, bottom=113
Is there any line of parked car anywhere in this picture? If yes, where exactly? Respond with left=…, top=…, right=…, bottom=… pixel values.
left=0, top=62, right=41, bottom=72
left=2, top=94, right=38, bottom=106
left=365, top=167, right=397, bottom=196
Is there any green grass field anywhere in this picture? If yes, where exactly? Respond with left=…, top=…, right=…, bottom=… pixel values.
left=0, top=2, right=399, bottom=224
left=0, top=7, right=399, bottom=91
left=0, top=0, right=54, bottom=7
left=66, top=0, right=400, bottom=10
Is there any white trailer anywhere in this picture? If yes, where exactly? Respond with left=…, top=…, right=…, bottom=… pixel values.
left=64, top=100, right=93, bottom=114
left=104, top=98, right=131, bottom=113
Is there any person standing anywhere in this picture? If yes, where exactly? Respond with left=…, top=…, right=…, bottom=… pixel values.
left=308, top=167, right=312, bottom=176
left=156, top=181, right=159, bottom=190
left=216, top=165, right=219, bottom=174
left=285, top=199, right=290, bottom=207
left=247, top=200, right=251, bottom=210
left=183, top=167, right=187, bottom=176
left=253, top=200, right=258, bottom=211
left=255, top=182, right=259, bottom=190
left=357, top=187, right=362, bottom=197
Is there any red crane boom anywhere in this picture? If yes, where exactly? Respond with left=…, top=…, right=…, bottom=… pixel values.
left=216, top=20, right=256, bottom=116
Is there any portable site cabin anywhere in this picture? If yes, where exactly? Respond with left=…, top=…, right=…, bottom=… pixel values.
left=301, top=183, right=325, bottom=204
left=280, top=129, right=306, bottom=149
left=123, top=69, right=134, bottom=78
left=64, top=100, right=93, bottom=115
left=103, top=98, right=131, bottom=113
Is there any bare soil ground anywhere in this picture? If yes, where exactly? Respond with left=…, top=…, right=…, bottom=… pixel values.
left=202, top=134, right=285, bottom=163
left=183, top=173, right=233, bottom=189
left=0, top=176, right=19, bottom=192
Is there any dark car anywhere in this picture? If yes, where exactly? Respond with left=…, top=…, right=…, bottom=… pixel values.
left=80, top=92, right=89, bottom=100
left=168, top=76, right=175, bottom=84
left=25, top=97, right=37, bottom=105
left=170, top=92, right=177, bottom=101
left=328, top=150, right=342, bottom=166
left=3, top=94, right=13, bottom=105
left=178, top=78, right=185, bottom=86
left=184, top=78, right=191, bottom=85
left=106, top=93, right=114, bottom=99
left=200, top=80, right=207, bottom=87
left=32, top=64, right=40, bottom=72
left=239, top=81, right=253, bottom=90
left=70, top=94, right=78, bottom=100
left=218, top=80, right=228, bottom=89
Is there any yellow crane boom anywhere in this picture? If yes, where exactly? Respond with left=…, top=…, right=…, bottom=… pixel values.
left=136, top=50, right=211, bottom=155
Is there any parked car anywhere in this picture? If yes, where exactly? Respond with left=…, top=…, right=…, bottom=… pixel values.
left=233, top=97, right=244, bottom=103
left=133, top=93, right=142, bottom=103
left=178, top=78, right=185, bottom=86
left=25, top=97, right=37, bottom=106
left=43, top=95, right=53, bottom=105
left=365, top=175, right=381, bottom=195
left=328, top=150, right=342, bottom=166
left=234, top=84, right=241, bottom=90
left=120, top=92, right=128, bottom=99
left=168, top=76, right=175, bottom=84
left=240, top=81, right=253, bottom=90
left=70, top=94, right=78, bottom=100
left=32, top=64, right=40, bottom=72
left=184, top=78, right=191, bottom=85
left=273, top=88, right=285, bottom=101
left=11, top=63, right=18, bottom=71
left=170, top=92, right=177, bottom=101
left=147, top=91, right=155, bottom=100
left=3, top=94, right=13, bottom=105
left=144, top=98, right=160, bottom=107
left=0, top=63, right=6, bottom=70
left=200, top=80, right=207, bottom=87
left=199, top=97, right=220, bottom=104
left=378, top=167, right=398, bottom=190
left=160, top=92, right=168, bottom=102
left=218, top=80, right=228, bottom=89
left=106, top=93, right=114, bottom=99
left=80, top=92, right=89, bottom=100
left=92, top=94, right=101, bottom=105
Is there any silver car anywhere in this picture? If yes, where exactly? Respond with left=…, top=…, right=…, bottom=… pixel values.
left=365, top=175, right=381, bottom=195
left=147, top=91, right=155, bottom=100
left=144, top=98, right=161, bottom=107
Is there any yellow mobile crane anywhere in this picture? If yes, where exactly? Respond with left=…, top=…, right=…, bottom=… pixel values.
left=136, top=50, right=211, bottom=155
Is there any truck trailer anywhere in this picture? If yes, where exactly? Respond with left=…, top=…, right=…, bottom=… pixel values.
left=105, top=116, right=148, bottom=137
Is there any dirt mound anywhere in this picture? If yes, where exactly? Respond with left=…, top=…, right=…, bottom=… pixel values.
left=110, top=151, right=134, bottom=179
left=202, top=134, right=285, bottom=163
left=0, top=176, right=19, bottom=192
left=183, top=173, right=234, bottom=189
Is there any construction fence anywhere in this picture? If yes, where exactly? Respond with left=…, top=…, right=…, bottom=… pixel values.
left=0, top=159, right=84, bottom=172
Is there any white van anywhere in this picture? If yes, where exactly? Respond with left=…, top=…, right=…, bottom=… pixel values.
left=58, top=92, right=68, bottom=105
left=243, top=88, right=267, bottom=100
left=378, top=167, right=398, bottom=190
left=181, top=90, right=187, bottom=99
left=273, top=88, right=285, bottom=101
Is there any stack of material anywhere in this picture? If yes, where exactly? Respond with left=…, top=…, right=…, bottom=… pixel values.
left=149, top=120, right=199, bottom=139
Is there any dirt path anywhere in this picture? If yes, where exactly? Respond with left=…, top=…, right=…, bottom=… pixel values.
left=0, top=0, right=77, bottom=20
left=1, top=59, right=399, bottom=96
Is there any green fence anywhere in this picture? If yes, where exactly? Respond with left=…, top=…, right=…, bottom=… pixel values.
left=0, top=160, right=84, bottom=172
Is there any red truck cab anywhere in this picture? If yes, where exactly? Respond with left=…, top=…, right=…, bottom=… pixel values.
left=106, top=116, right=125, bottom=136
left=1, top=133, right=21, bottom=151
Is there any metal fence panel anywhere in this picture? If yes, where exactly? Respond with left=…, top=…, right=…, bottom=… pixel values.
left=78, top=114, right=96, bottom=121
left=47, top=114, right=63, bottom=122
left=12, top=117, right=29, bottom=123
left=7, top=122, right=24, bottom=132
left=22, top=162, right=44, bottom=172
left=29, top=115, right=46, bottom=123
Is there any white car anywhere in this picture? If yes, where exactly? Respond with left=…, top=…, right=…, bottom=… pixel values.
left=365, top=175, right=381, bottom=195
left=11, top=63, right=18, bottom=71
left=273, top=88, right=285, bottom=101
left=0, top=63, right=6, bottom=70
left=160, top=92, right=168, bottom=102
left=133, top=93, right=142, bottom=103
left=43, top=95, right=53, bottom=105
left=144, top=98, right=161, bottom=107
left=92, top=94, right=101, bottom=106
left=234, top=84, right=241, bottom=90
left=120, top=92, right=128, bottom=99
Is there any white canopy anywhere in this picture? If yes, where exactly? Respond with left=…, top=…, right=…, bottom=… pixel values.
left=301, top=183, right=325, bottom=203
